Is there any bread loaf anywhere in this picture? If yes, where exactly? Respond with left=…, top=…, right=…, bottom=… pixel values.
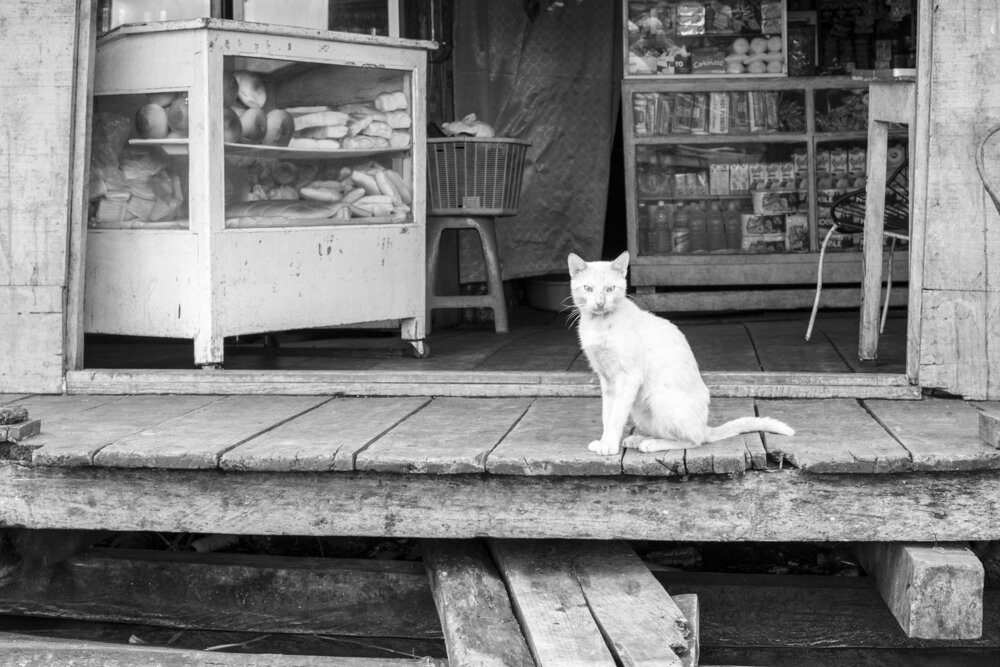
left=226, top=199, right=343, bottom=218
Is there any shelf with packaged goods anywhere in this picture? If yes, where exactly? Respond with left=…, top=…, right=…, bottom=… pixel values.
left=86, top=21, right=433, bottom=366
left=621, top=72, right=908, bottom=305
left=624, top=1, right=788, bottom=77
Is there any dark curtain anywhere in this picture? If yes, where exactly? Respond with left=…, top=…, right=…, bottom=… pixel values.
left=452, top=0, right=619, bottom=281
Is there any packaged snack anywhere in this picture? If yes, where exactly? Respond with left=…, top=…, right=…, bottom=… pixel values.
left=830, top=148, right=849, bottom=175
left=672, top=93, right=694, bottom=132
left=692, top=47, right=727, bottom=74
left=752, top=190, right=800, bottom=214
left=655, top=94, right=673, bottom=134
left=792, top=151, right=809, bottom=176
left=848, top=146, right=867, bottom=174
left=742, top=233, right=787, bottom=253
left=742, top=213, right=786, bottom=235
left=677, top=2, right=706, bottom=35
left=815, top=149, right=831, bottom=174
left=748, top=163, right=767, bottom=190
left=730, top=92, right=750, bottom=133
left=708, top=92, right=730, bottom=134
left=764, top=162, right=782, bottom=187
left=690, top=93, right=709, bottom=133
left=785, top=213, right=809, bottom=252
left=732, top=163, right=750, bottom=193
left=710, top=163, right=730, bottom=195
left=632, top=93, right=650, bottom=135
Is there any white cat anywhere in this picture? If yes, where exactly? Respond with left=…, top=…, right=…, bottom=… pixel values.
left=568, top=251, right=794, bottom=456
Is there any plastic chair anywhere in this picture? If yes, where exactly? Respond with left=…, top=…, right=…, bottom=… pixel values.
left=806, top=160, right=910, bottom=343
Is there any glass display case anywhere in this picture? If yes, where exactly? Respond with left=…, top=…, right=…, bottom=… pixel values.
left=85, top=20, right=433, bottom=364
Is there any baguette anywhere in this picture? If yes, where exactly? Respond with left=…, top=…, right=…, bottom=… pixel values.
left=297, top=124, right=349, bottom=139
left=373, top=169, right=402, bottom=206
left=384, top=169, right=412, bottom=205
left=351, top=169, right=381, bottom=195
left=288, top=137, right=341, bottom=150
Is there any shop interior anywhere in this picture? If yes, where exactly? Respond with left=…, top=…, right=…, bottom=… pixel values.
left=82, top=0, right=916, bottom=376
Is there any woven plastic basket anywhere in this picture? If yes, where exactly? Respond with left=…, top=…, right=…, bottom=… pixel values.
left=426, top=137, right=530, bottom=216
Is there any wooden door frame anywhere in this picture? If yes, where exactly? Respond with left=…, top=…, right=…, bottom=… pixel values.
left=62, top=1, right=933, bottom=394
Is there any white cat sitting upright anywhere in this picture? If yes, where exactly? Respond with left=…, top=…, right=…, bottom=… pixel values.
left=568, top=251, right=794, bottom=456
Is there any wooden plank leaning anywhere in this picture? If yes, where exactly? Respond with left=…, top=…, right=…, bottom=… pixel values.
left=853, top=542, right=985, bottom=639
left=421, top=539, right=534, bottom=667
left=489, top=539, right=691, bottom=667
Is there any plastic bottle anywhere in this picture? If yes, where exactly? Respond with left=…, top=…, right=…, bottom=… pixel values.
left=689, top=203, right=708, bottom=252
left=651, top=201, right=671, bottom=254
left=723, top=202, right=742, bottom=251
left=672, top=205, right=690, bottom=254
left=707, top=202, right=726, bottom=251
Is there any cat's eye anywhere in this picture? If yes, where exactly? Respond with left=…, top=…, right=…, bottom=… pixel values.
left=583, top=285, right=594, bottom=292
left=605, top=286, right=615, bottom=293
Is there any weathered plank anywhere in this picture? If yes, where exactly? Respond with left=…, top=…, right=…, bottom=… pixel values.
left=489, top=539, right=616, bottom=666
left=0, top=632, right=446, bottom=667
left=568, top=541, right=688, bottom=665
left=676, top=322, right=760, bottom=372
left=486, top=397, right=618, bottom=475
left=421, top=539, right=534, bottom=667
left=854, top=543, right=985, bottom=639
left=0, top=395, right=32, bottom=405
left=622, top=399, right=760, bottom=477
left=918, top=290, right=988, bottom=399
left=4, top=465, right=1000, bottom=542
left=757, top=399, right=912, bottom=473
left=476, top=327, right=582, bottom=372
left=865, top=398, right=1000, bottom=471
left=743, top=320, right=853, bottom=373
left=0, top=547, right=441, bottom=639
left=25, top=395, right=220, bottom=466
left=356, top=398, right=532, bottom=473
left=93, top=396, right=327, bottom=469
left=220, top=397, right=429, bottom=471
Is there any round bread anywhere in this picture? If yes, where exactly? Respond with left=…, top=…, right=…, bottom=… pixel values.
left=239, top=107, right=267, bottom=144
left=234, top=70, right=266, bottom=109
left=263, top=109, right=295, bottom=146
left=166, top=95, right=189, bottom=134
left=148, top=91, right=177, bottom=107
left=223, top=107, right=242, bottom=143
left=135, top=103, right=170, bottom=139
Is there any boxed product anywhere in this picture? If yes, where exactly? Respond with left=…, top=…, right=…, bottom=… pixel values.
left=730, top=92, right=750, bottom=133
left=708, top=92, right=730, bottom=134
left=815, top=149, right=831, bottom=175
left=752, top=190, right=801, bottom=214
left=848, top=146, right=867, bottom=174
left=764, top=162, right=782, bottom=187
left=742, top=213, right=786, bottom=236
left=792, top=151, right=808, bottom=176
left=785, top=213, right=809, bottom=252
left=655, top=94, right=673, bottom=134
left=830, top=148, right=849, bottom=175
left=709, top=163, right=731, bottom=195
left=743, top=234, right=787, bottom=253
left=672, top=93, right=694, bottom=132
left=748, top=163, right=768, bottom=189
left=729, top=163, right=750, bottom=194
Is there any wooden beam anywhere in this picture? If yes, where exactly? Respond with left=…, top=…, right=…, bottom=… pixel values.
left=0, top=548, right=442, bottom=639
left=3, top=465, right=1000, bottom=542
left=0, top=632, right=446, bottom=667
left=488, top=539, right=617, bottom=666
left=421, top=539, right=534, bottom=667
left=853, top=543, right=985, bottom=639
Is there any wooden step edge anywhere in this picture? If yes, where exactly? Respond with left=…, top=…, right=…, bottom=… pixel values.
left=66, top=369, right=918, bottom=399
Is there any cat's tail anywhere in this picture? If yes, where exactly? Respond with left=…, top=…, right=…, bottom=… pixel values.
left=705, top=416, right=795, bottom=443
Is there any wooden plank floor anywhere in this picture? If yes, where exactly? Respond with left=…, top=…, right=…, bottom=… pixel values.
left=3, top=393, right=996, bottom=477
left=82, top=307, right=908, bottom=375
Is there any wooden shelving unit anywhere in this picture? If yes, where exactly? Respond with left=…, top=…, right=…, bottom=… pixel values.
left=621, top=75, right=908, bottom=309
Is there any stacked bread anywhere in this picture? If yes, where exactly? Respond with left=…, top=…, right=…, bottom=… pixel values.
left=286, top=89, right=411, bottom=151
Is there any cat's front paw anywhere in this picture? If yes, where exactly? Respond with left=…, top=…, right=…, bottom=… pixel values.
left=588, top=439, right=620, bottom=456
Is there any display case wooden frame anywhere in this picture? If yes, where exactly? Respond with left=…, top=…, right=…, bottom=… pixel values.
left=85, top=19, right=433, bottom=365
left=622, top=75, right=908, bottom=308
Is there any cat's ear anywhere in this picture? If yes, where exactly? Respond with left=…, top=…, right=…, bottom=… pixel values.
left=611, top=251, right=630, bottom=276
left=567, top=253, right=587, bottom=276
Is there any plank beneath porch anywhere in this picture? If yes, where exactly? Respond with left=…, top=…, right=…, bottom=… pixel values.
left=5, top=394, right=998, bottom=476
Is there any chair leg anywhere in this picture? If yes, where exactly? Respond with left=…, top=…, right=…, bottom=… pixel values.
left=470, top=217, right=509, bottom=334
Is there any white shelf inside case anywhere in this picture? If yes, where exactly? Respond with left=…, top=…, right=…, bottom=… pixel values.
left=129, top=138, right=410, bottom=161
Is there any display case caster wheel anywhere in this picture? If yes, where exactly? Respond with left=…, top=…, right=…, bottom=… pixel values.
left=408, top=340, right=430, bottom=358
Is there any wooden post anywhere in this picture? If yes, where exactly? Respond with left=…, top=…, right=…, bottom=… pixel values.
left=853, top=542, right=984, bottom=639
